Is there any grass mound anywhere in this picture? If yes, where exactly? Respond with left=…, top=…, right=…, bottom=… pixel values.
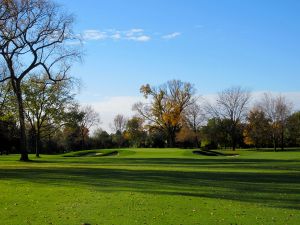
left=63, top=149, right=118, bottom=157
left=193, top=150, right=239, bottom=157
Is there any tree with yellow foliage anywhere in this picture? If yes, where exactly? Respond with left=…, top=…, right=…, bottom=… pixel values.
left=244, top=108, right=271, bottom=149
left=133, top=80, right=196, bottom=147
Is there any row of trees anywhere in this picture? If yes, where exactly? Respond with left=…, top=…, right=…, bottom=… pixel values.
left=1, top=75, right=299, bottom=159
left=88, top=81, right=300, bottom=152
left=130, top=81, right=300, bottom=151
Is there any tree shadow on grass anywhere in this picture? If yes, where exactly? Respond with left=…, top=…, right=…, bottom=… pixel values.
left=0, top=160, right=300, bottom=211
left=35, top=157, right=300, bottom=173
left=30, top=156, right=300, bottom=165
left=193, top=150, right=239, bottom=157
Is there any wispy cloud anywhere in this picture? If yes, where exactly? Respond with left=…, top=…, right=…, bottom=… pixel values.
left=125, top=28, right=144, bottom=37
left=162, top=32, right=181, bottom=40
left=81, top=28, right=151, bottom=42
left=127, top=35, right=151, bottom=42
left=82, top=30, right=107, bottom=40
left=111, top=32, right=121, bottom=40
left=123, top=28, right=151, bottom=42
left=81, top=29, right=182, bottom=43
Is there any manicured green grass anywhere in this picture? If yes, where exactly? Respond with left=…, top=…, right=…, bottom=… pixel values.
left=0, top=148, right=300, bottom=225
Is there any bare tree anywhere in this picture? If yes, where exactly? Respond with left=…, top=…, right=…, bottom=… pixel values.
left=258, top=93, right=292, bottom=151
left=207, top=86, right=251, bottom=150
left=0, top=0, right=81, bottom=160
left=184, top=100, right=206, bottom=147
left=111, top=114, right=128, bottom=133
left=79, top=105, right=101, bottom=149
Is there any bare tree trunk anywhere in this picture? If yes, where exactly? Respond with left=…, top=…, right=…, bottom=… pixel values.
left=194, top=135, right=200, bottom=148
left=281, top=130, right=284, bottom=151
left=168, top=137, right=175, bottom=148
left=273, top=134, right=277, bottom=152
left=167, top=130, right=176, bottom=148
left=231, top=125, right=237, bottom=151
left=13, top=81, right=29, bottom=161
left=81, top=130, right=85, bottom=150
left=255, top=137, right=258, bottom=150
left=35, top=127, right=41, bottom=157
left=232, top=138, right=236, bottom=151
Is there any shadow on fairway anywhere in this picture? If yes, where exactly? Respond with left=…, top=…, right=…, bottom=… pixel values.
left=193, top=150, right=239, bottom=157
left=0, top=157, right=300, bottom=211
left=31, top=157, right=300, bottom=172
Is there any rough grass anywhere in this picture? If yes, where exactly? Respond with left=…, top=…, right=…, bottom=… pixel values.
left=0, top=148, right=300, bottom=225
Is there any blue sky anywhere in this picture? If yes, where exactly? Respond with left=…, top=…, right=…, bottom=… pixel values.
left=57, top=0, right=300, bottom=130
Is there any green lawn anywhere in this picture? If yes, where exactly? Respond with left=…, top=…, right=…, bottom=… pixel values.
left=0, top=148, right=300, bottom=225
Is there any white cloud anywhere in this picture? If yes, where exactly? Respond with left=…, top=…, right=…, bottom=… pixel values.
left=81, top=28, right=151, bottom=42
left=162, top=32, right=181, bottom=40
left=111, top=33, right=121, bottom=40
left=83, top=30, right=107, bottom=40
left=127, top=35, right=151, bottom=42
left=125, top=28, right=144, bottom=37
left=130, top=28, right=144, bottom=33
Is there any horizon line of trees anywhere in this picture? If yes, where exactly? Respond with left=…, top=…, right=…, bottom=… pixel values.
left=1, top=78, right=300, bottom=158
left=75, top=82, right=300, bottom=152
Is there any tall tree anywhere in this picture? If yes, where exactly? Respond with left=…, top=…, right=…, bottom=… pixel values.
left=258, top=93, right=292, bottom=151
left=0, top=81, right=18, bottom=154
left=124, top=117, right=146, bottom=147
left=111, top=114, right=128, bottom=133
left=0, top=0, right=81, bottom=160
left=286, top=111, right=300, bottom=146
left=78, top=105, right=100, bottom=149
left=184, top=101, right=205, bottom=147
left=134, top=80, right=196, bottom=147
left=200, top=118, right=231, bottom=149
left=91, top=128, right=113, bottom=149
left=207, top=86, right=251, bottom=150
left=61, top=105, right=83, bottom=151
left=22, top=75, right=74, bottom=157
left=244, top=108, right=271, bottom=149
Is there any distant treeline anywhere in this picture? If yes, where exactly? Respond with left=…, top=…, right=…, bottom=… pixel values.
left=1, top=79, right=300, bottom=156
